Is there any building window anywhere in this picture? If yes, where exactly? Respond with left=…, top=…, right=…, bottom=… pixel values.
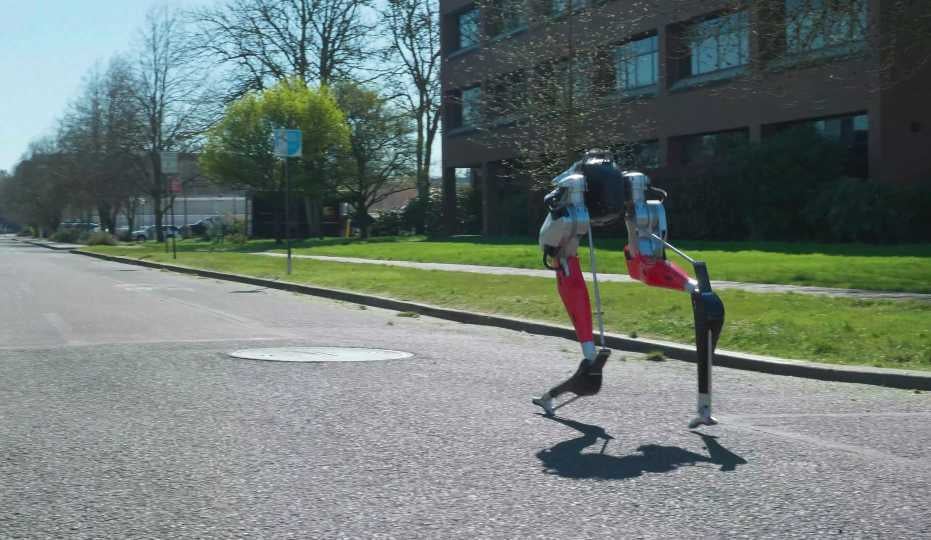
left=765, top=113, right=869, bottom=177
left=461, top=86, right=482, bottom=128
left=686, top=11, right=750, bottom=76
left=487, top=70, right=526, bottom=125
left=551, top=0, right=586, bottom=17
left=565, top=55, right=593, bottom=98
left=785, top=0, right=867, bottom=54
left=616, top=140, right=661, bottom=169
left=678, top=129, right=748, bottom=164
left=615, top=35, right=659, bottom=91
left=487, top=0, right=528, bottom=38
left=447, top=86, right=482, bottom=131
left=455, top=8, right=481, bottom=51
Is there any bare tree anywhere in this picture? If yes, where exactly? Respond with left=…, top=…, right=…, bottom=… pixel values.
left=0, top=140, right=71, bottom=235
left=458, top=0, right=658, bottom=192
left=191, top=0, right=376, bottom=97
left=132, top=6, right=221, bottom=241
left=381, top=0, right=442, bottom=233
left=57, top=57, right=147, bottom=233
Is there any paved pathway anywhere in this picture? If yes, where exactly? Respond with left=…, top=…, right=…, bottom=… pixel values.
left=255, top=252, right=931, bottom=302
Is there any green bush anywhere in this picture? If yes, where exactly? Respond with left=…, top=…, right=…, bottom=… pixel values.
left=370, top=209, right=407, bottom=236
left=663, top=127, right=851, bottom=241
left=86, top=231, right=117, bottom=245
left=50, top=228, right=81, bottom=243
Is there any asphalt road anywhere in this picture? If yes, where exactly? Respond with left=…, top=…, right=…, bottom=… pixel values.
left=1, top=237, right=929, bottom=539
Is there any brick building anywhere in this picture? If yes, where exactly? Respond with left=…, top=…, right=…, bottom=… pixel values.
left=439, top=0, right=931, bottom=235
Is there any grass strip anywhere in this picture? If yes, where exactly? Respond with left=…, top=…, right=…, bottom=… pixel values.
left=281, top=237, right=931, bottom=294
left=115, top=236, right=931, bottom=293
left=85, top=244, right=931, bottom=372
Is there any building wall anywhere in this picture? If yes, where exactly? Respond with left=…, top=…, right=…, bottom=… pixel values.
left=440, top=0, right=930, bottom=234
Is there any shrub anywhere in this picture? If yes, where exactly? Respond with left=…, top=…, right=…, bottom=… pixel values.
left=50, top=228, right=81, bottom=243
left=224, top=217, right=248, bottom=245
left=663, top=127, right=848, bottom=241
left=86, top=231, right=117, bottom=245
left=370, top=209, right=407, bottom=236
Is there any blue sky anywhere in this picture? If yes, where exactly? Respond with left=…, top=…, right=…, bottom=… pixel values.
left=0, top=1, right=204, bottom=173
left=0, top=0, right=441, bottom=176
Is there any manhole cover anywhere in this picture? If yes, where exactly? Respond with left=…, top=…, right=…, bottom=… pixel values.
left=228, top=347, right=413, bottom=363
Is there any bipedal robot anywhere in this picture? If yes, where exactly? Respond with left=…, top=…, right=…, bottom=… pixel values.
left=532, top=150, right=725, bottom=428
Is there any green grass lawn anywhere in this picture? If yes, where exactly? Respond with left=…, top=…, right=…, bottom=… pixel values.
left=85, top=243, right=931, bottom=372
left=240, top=235, right=931, bottom=294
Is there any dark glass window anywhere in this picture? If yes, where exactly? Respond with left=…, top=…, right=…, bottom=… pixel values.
left=456, top=9, right=480, bottom=50
left=615, top=35, right=659, bottom=91
left=487, top=70, right=526, bottom=124
left=616, top=140, right=661, bottom=169
left=461, top=86, right=482, bottom=128
left=447, top=86, right=482, bottom=131
left=679, top=130, right=748, bottom=164
left=686, top=12, right=750, bottom=76
left=785, top=0, right=867, bottom=53
left=487, top=0, right=527, bottom=37
left=551, top=0, right=586, bottom=16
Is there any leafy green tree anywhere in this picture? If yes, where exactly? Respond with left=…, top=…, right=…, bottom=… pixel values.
left=332, top=82, right=415, bottom=238
left=200, top=77, right=349, bottom=237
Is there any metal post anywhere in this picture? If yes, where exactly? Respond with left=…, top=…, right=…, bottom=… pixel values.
left=171, top=193, right=177, bottom=260
left=164, top=174, right=169, bottom=253
left=285, top=156, right=292, bottom=275
left=586, top=221, right=606, bottom=349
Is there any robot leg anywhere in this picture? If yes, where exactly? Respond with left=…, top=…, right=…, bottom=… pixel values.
left=556, top=256, right=595, bottom=361
left=688, top=263, right=725, bottom=428
left=533, top=256, right=611, bottom=415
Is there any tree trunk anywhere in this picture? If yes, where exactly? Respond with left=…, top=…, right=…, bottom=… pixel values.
left=305, top=196, right=322, bottom=237
left=97, top=202, right=114, bottom=233
left=153, top=193, right=163, bottom=242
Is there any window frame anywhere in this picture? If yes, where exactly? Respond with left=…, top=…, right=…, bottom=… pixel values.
left=685, top=11, right=750, bottom=77
left=784, top=0, right=868, bottom=55
left=614, top=34, right=659, bottom=92
left=454, top=7, right=481, bottom=52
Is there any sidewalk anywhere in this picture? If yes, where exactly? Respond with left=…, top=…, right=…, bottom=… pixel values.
left=254, top=253, right=931, bottom=303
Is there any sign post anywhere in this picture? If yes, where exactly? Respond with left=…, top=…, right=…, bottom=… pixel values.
left=169, top=176, right=182, bottom=259
left=160, top=152, right=179, bottom=254
left=272, top=129, right=302, bottom=275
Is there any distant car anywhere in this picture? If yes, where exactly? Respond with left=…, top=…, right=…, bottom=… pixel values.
left=188, top=217, right=225, bottom=237
left=131, top=225, right=180, bottom=241
left=59, top=221, right=100, bottom=232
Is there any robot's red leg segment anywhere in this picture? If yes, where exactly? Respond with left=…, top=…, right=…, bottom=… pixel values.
left=556, top=256, right=594, bottom=347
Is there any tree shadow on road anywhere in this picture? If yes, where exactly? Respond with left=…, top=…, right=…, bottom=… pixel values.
left=535, top=415, right=747, bottom=480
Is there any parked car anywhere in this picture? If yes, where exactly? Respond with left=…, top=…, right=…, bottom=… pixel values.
left=131, top=225, right=180, bottom=241
left=188, top=216, right=226, bottom=237
left=59, top=221, right=100, bottom=232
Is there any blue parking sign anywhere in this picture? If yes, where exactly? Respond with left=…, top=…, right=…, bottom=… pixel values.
left=273, top=128, right=302, bottom=158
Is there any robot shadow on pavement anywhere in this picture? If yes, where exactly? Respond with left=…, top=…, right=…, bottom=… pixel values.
left=532, top=150, right=725, bottom=428
left=535, top=415, right=747, bottom=480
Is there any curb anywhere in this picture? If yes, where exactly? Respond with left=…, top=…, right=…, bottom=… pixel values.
left=18, top=239, right=82, bottom=251
left=73, top=249, right=931, bottom=391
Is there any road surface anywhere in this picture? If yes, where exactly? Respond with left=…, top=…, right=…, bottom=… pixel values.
left=1, top=237, right=929, bottom=538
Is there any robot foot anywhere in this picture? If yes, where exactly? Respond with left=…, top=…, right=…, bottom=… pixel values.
left=532, top=394, right=555, bottom=416
left=687, top=414, right=718, bottom=429
left=548, top=349, right=611, bottom=398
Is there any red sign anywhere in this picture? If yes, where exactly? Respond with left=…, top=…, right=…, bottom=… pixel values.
left=169, top=177, right=182, bottom=193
